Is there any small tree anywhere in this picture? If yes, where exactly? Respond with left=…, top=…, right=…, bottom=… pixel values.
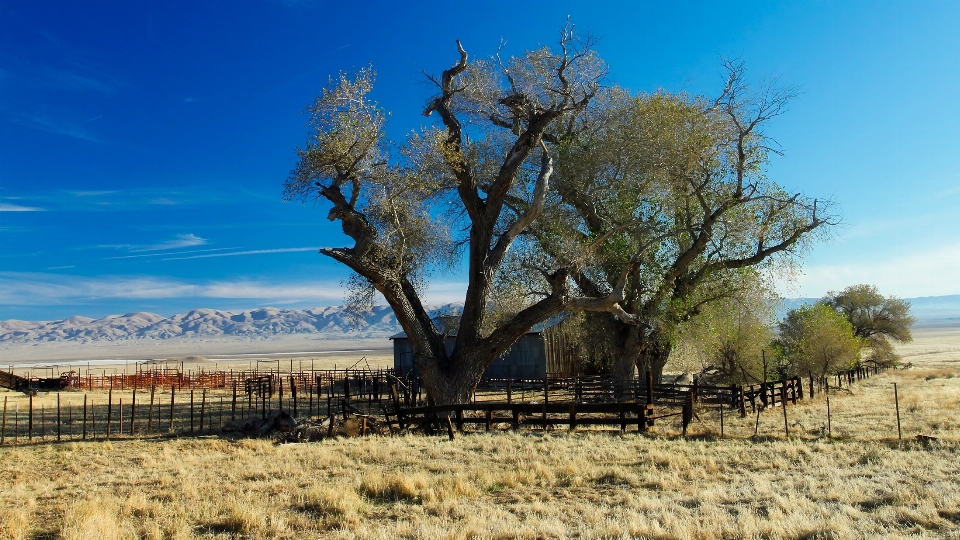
left=776, top=303, right=860, bottom=379
left=670, top=270, right=778, bottom=384
left=824, top=284, right=914, bottom=367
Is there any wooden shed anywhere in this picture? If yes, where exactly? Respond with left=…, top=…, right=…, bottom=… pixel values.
left=390, top=313, right=580, bottom=379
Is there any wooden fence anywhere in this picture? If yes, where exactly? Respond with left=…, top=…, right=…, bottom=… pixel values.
left=0, top=363, right=890, bottom=444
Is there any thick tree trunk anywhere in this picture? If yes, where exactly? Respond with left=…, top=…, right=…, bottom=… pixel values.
left=610, top=323, right=642, bottom=383
left=413, top=350, right=488, bottom=406
left=635, top=330, right=672, bottom=384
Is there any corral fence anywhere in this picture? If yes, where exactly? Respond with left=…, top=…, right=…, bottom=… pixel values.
left=0, top=363, right=891, bottom=444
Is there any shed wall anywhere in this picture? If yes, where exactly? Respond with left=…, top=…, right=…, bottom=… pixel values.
left=392, top=334, right=547, bottom=379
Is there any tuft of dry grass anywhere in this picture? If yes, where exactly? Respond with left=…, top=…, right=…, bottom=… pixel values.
left=61, top=497, right=131, bottom=540
left=0, top=506, right=30, bottom=540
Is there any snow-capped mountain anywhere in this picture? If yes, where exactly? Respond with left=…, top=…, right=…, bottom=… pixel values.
left=0, top=304, right=463, bottom=343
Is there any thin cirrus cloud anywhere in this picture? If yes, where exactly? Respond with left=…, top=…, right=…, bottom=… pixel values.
left=0, top=202, right=45, bottom=212
left=130, top=233, right=207, bottom=252
left=105, top=247, right=238, bottom=260
left=0, top=272, right=345, bottom=306
left=161, top=247, right=321, bottom=261
left=21, top=114, right=105, bottom=144
left=98, top=233, right=208, bottom=254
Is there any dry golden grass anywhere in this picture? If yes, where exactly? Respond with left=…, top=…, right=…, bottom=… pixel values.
left=2, top=365, right=960, bottom=539
left=2, top=329, right=959, bottom=539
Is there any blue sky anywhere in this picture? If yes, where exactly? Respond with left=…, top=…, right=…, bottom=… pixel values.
left=1, top=0, right=959, bottom=321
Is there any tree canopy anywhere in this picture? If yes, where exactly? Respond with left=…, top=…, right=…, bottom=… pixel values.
left=776, top=303, right=860, bottom=379
left=508, top=62, right=835, bottom=382
left=286, top=26, right=835, bottom=402
left=669, top=269, right=778, bottom=384
left=285, top=27, right=646, bottom=404
left=823, top=284, right=914, bottom=366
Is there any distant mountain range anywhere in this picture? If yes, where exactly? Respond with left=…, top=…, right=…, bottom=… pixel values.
left=2, top=294, right=957, bottom=345
left=0, top=304, right=463, bottom=344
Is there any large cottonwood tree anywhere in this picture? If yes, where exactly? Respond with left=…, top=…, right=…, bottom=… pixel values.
left=285, top=28, right=638, bottom=404
left=517, top=63, right=835, bottom=383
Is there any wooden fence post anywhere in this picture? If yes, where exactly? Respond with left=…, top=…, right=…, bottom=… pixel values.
left=148, top=384, right=156, bottom=434
left=57, top=393, right=62, bottom=441
left=130, top=386, right=137, bottom=436
left=28, top=393, right=34, bottom=441
left=894, top=383, right=902, bottom=440
left=169, top=386, right=176, bottom=433
left=291, top=376, right=298, bottom=418
left=781, top=384, right=789, bottom=437
left=107, top=388, right=115, bottom=438
left=199, top=389, right=207, bottom=432
left=190, top=389, right=195, bottom=433
left=826, top=394, right=832, bottom=438
left=682, top=391, right=694, bottom=436
left=231, top=380, right=238, bottom=421
left=82, top=394, right=88, bottom=439
left=569, top=403, right=577, bottom=432
left=1, top=396, right=6, bottom=445
left=118, top=399, right=123, bottom=436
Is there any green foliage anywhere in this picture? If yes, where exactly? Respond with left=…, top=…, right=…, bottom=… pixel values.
left=823, top=284, right=914, bottom=367
left=669, top=270, right=778, bottom=384
left=776, top=303, right=860, bottom=378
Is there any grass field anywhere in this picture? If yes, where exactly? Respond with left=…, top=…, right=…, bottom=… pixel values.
left=1, top=331, right=959, bottom=539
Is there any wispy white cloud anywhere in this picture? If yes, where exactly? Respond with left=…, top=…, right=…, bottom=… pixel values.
left=0, top=203, right=45, bottom=212
left=21, top=114, right=105, bottom=144
left=161, top=247, right=320, bottom=261
left=98, top=234, right=209, bottom=254
left=69, top=191, right=117, bottom=197
left=131, top=233, right=207, bottom=252
left=105, top=247, right=237, bottom=260
left=791, top=242, right=960, bottom=298
left=0, top=273, right=345, bottom=306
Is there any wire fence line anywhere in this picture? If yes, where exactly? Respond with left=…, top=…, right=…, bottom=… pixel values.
left=0, top=363, right=896, bottom=445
